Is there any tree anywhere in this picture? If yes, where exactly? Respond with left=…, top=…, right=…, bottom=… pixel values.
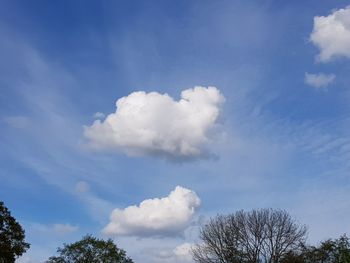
left=281, top=235, right=350, bottom=263
left=46, top=235, right=134, bottom=263
left=0, top=201, right=30, bottom=262
left=192, top=208, right=307, bottom=263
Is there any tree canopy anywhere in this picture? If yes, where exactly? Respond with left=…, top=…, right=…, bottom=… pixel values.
left=281, top=235, right=350, bottom=263
left=192, top=208, right=307, bottom=263
left=0, top=201, right=30, bottom=263
left=46, top=235, right=133, bottom=263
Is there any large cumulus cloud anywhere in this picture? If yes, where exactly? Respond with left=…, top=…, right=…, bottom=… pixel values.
left=84, top=86, right=224, bottom=160
left=102, top=186, right=200, bottom=237
left=310, top=6, right=350, bottom=62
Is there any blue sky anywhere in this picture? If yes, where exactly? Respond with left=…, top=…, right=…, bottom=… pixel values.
left=1, top=1, right=350, bottom=262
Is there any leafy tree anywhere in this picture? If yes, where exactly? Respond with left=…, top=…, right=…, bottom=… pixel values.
left=192, top=209, right=307, bottom=263
left=281, top=235, right=350, bottom=263
left=0, top=201, right=30, bottom=263
left=46, top=235, right=133, bottom=263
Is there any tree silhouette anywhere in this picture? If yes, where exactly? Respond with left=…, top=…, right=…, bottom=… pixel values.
left=46, top=235, right=133, bottom=263
left=192, top=209, right=307, bottom=263
left=0, top=201, right=30, bottom=262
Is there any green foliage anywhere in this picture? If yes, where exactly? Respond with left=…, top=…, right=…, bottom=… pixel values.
left=281, top=235, right=350, bottom=263
left=46, top=235, right=133, bottom=263
left=0, top=201, right=30, bottom=263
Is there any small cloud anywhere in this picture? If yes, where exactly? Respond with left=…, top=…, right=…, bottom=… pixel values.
left=52, top=223, right=79, bottom=234
left=84, top=87, right=224, bottom=161
left=93, top=112, right=105, bottom=119
left=173, top=243, right=194, bottom=262
left=102, top=186, right=201, bottom=237
left=310, top=6, right=350, bottom=62
left=2, top=116, right=29, bottom=128
left=30, top=223, right=78, bottom=235
left=304, top=72, right=335, bottom=89
left=154, top=243, right=194, bottom=263
left=153, top=243, right=194, bottom=263
left=75, top=181, right=90, bottom=193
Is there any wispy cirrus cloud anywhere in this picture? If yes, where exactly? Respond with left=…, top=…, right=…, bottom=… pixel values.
left=2, top=116, right=30, bottom=128
left=29, top=223, right=79, bottom=235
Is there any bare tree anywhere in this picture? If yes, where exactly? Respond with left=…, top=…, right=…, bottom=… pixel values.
left=262, top=209, right=307, bottom=263
left=192, top=209, right=307, bottom=263
left=192, top=215, right=244, bottom=263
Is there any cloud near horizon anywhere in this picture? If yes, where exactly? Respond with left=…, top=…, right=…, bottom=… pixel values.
left=310, top=6, right=350, bottom=62
left=154, top=243, right=194, bottom=263
left=102, top=186, right=200, bottom=237
left=84, top=86, right=224, bottom=160
left=172, top=243, right=194, bottom=262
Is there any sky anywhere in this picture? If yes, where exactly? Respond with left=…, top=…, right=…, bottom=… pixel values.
left=1, top=0, right=350, bottom=262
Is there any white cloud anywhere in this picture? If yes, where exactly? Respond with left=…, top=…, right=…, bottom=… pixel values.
left=310, top=6, right=350, bottom=62
left=103, top=186, right=201, bottom=237
left=304, top=72, right=335, bottom=88
left=173, top=243, right=194, bottom=262
left=84, top=86, right=224, bottom=160
left=153, top=243, right=194, bottom=263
